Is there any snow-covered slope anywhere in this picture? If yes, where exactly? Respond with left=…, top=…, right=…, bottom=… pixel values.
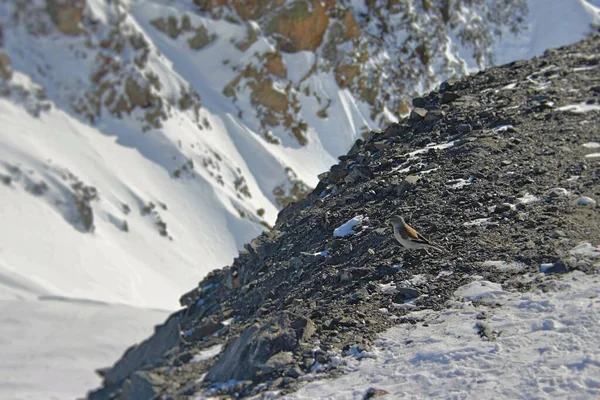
left=0, top=0, right=599, bottom=398
left=291, top=268, right=600, bottom=400
left=0, top=295, right=169, bottom=400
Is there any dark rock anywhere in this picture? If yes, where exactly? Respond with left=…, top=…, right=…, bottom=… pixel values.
left=205, top=314, right=298, bottom=382
left=103, top=314, right=181, bottom=385
left=286, top=366, right=303, bottom=378
left=439, top=78, right=459, bottom=91
left=412, top=97, right=428, bottom=107
left=543, top=260, right=569, bottom=274
left=393, top=287, right=421, bottom=302
left=440, top=91, right=459, bottom=104
left=457, top=123, right=472, bottom=133
left=364, top=387, right=389, bottom=399
left=329, top=164, right=349, bottom=182
left=345, top=166, right=373, bottom=184
left=121, top=372, right=164, bottom=399
left=290, top=315, right=317, bottom=342
left=494, top=203, right=513, bottom=214
left=410, top=107, right=428, bottom=121
left=348, top=139, right=364, bottom=156
left=189, top=318, right=223, bottom=340
left=425, top=109, right=444, bottom=122
left=262, top=351, right=294, bottom=374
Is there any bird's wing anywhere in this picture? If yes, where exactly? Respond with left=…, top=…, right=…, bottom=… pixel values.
left=404, top=224, right=432, bottom=245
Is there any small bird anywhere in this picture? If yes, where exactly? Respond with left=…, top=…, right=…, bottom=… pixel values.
left=391, top=215, right=446, bottom=253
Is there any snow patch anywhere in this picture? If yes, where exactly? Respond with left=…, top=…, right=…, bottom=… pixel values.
left=191, top=344, right=223, bottom=363
left=333, top=215, right=364, bottom=237
left=517, top=193, right=539, bottom=204
left=446, top=175, right=473, bottom=189
left=558, top=103, right=600, bottom=113
left=482, top=260, right=527, bottom=271
left=582, top=142, right=600, bottom=148
left=453, top=280, right=504, bottom=300
left=290, top=271, right=600, bottom=400
left=463, top=218, right=492, bottom=227
left=569, top=242, right=600, bottom=259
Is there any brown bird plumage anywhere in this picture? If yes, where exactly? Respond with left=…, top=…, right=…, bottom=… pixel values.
left=390, top=215, right=446, bottom=253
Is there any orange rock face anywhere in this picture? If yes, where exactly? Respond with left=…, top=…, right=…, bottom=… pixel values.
left=251, top=79, right=288, bottom=114
left=0, top=51, right=12, bottom=81
left=266, top=0, right=329, bottom=52
left=193, top=0, right=285, bottom=20
left=342, top=9, right=360, bottom=40
left=47, top=0, right=85, bottom=36
left=265, top=52, right=287, bottom=79
left=334, top=64, right=359, bottom=88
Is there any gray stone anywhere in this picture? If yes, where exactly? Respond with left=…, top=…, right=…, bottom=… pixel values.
left=546, top=187, right=569, bottom=198
left=329, top=165, right=350, bottom=183
left=412, top=97, right=427, bottom=107
left=440, top=91, right=459, bottom=104
left=205, top=314, right=298, bottom=382
left=364, top=387, right=390, bottom=399
left=262, top=351, right=294, bottom=373
left=345, top=166, right=373, bottom=184
left=440, top=78, right=459, bottom=91
left=424, top=109, right=444, bottom=122
left=121, top=371, right=164, bottom=400
left=410, top=107, right=428, bottom=121
left=103, top=314, right=180, bottom=385
left=290, top=315, right=316, bottom=342
left=457, top=123, right=472, bottom=133
left=544, top=261, right=569, bottom=274
left=286, top=366, right=303, bottom=378
left=394, top=287, right=421, bottom=302
left=574, top=196, right=596, bottom=208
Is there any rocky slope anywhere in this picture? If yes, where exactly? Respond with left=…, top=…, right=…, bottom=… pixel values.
left=89, top=31, right=600, bottom=399
left=6, top=0, right=584, bottom=310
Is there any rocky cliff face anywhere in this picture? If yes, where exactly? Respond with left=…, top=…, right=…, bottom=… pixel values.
left=89, top=31, right=600, bottom=399
left=0, top=0, right=532, bottom=213
left=195, top=0, right=529, bottom=137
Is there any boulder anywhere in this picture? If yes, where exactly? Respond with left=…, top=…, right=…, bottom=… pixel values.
left=266, top=0, right=329, bottom=52
left=205, top=313, right=297, bottom=381
left=47, top=0, right=85, bottom=36
left=102, top=313, right=181, bottom=385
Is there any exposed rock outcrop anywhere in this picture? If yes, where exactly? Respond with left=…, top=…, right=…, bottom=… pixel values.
left=47, top=0, right=85, bottom=36
left=266, top=0, right=329, bottom=52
